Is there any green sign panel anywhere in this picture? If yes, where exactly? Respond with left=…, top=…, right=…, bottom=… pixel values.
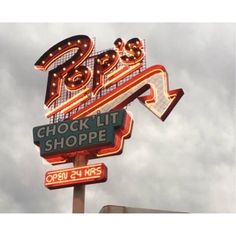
left=33, top=110, right=126, bottom=158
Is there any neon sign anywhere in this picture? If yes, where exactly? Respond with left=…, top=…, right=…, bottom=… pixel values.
left=33, top=35, right=184, bottom=208
left=33, top=109, right=133, bottom=164
left=34, top=35, right=183, bottom=123
left=45, top=163, right=107, bottom=190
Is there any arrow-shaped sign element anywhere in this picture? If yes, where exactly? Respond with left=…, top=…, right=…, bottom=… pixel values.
left=69, top=65, right=184, bottom=121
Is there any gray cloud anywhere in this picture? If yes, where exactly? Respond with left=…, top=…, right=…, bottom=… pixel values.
left=0, top=23, right=235, bottom=213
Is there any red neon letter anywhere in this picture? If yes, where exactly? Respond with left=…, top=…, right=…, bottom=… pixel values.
left=64, top=65, right=92, bottom=91
left=114, top=38, right=125, bottom=52
left=34, top=35, right=94, bottom=107
left=92, top=50, right=119, bottom=95
left=115, top=38, right=145, bottom=66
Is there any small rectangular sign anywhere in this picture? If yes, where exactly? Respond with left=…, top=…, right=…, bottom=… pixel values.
left=45, top=163, right=107, bottom=189
left=33, top=110, right=126, bottom=158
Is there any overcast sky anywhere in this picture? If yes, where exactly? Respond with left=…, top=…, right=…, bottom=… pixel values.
left=0, top=23, right=235, bottom=213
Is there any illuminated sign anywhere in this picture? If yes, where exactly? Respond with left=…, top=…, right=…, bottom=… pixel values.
left=33, top=35, right=184, bottom=208
left=45, top=163, right=107, bottom=189
left=33, top=109, right=133, bottom=164
left=34, top=35, right=183, bottom=124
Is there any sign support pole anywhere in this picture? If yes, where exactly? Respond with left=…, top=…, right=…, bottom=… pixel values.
left=72, top=154, right=88, bottom=213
